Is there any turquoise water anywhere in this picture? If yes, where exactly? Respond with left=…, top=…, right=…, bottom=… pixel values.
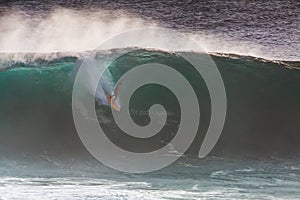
left=1, top=50, right=299, bottom=157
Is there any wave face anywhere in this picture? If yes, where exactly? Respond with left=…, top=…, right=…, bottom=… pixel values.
left=0, top=50, right=299, bottom=159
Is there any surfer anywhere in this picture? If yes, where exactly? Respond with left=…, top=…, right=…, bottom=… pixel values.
left=105, top=92, right=121, bottom=112
left=100, top=77, right=123, bottom=112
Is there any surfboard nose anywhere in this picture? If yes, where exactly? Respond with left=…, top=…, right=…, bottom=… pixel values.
left=111, top=100, right=121, bottom=112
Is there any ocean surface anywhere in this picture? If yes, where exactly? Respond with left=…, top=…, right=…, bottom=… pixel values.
left=0, top=1, right=299, bottom=199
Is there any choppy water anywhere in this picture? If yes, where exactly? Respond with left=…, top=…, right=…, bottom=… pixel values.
left=0, top=0, right=299, bottom=60
left=0, top=156, right=299, bottom=200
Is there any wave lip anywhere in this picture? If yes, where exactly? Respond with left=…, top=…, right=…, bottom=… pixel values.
left=0, top=49, right=299, bottom=72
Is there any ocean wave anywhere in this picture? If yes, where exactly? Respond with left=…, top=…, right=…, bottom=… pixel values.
left=0, top=49, right=299, bottom=157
